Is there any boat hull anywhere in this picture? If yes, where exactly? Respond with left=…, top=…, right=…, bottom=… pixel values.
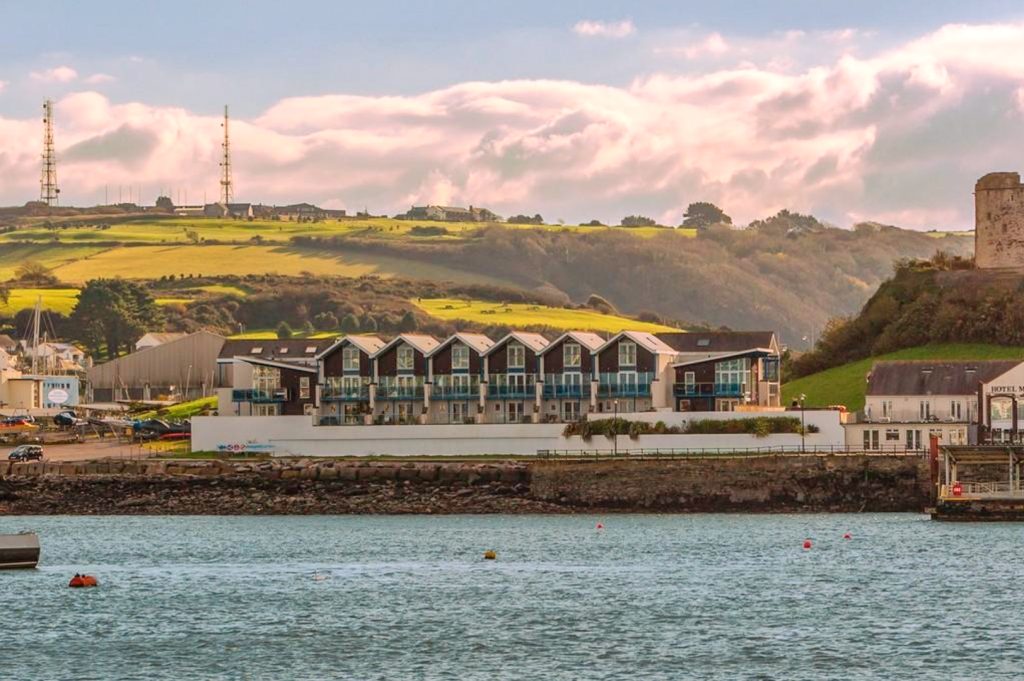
left=0, top=533, right=40, bottom=569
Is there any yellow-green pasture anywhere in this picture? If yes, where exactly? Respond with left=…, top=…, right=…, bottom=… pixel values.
left=0, top=288, right=81, bottom=315
left=413, top=297, right=680, bottom=333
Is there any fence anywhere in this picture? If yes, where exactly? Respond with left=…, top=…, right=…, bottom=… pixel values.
left=536, top=444, right=924, bottom=460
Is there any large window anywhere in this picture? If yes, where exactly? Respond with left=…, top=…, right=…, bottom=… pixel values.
left=252, top=365, right=281, bottom=396
left=299, top=376, right=310, bottom=400
left=618, top=341, right=637, bottom=367
left=564, top=343, right=581, bottom=369
left=684, top=371, right=695, bottom=391
left=452, top=344, right=470, bottom=370
left=508, top=343, right=525, bottom=369
left=398, top=345, right=415, bottom=371
left=342, top=347, right=360, bottom=371
left=919, top=400, right=931, bottom=420
left=714, top=358, right=750, bottom=390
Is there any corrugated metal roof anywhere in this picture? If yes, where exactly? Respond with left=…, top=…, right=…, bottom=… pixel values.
left=866, top=360, right=1021, bottom=396
left=428, top=333, right=495, bottom=356
left=315, top=335, right=387, bottom=359
left=599, top=331, right=677, bottom=355
left=373, top=334, right=441, bottom=357
left=483, top=332, right=550, bottom=356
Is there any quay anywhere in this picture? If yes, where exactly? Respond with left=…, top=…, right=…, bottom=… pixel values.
left=931, top=445, right=1024, bottom=520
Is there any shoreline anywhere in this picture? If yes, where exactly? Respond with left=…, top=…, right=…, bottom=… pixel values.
left=0, top=456, right=933, bottom=515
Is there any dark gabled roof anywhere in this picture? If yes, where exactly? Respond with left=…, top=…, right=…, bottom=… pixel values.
left=657, top=331, right=777, bottom=353
left=218, top=338, right=336, bottom=362
left=866, top=360, right=1021, bottom=396
left=0, top=334, right=16, bottom=350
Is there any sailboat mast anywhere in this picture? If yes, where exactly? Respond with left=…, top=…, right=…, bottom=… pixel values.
left=31, top=297, right=41, bottom=375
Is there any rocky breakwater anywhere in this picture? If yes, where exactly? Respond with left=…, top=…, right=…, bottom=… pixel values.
left=0, top=459, right=561, bottom=515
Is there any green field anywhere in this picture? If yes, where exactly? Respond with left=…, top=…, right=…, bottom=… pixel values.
left=414, top=297, right=679, bottom=333
left=5, top=216, right=696, bottom=246
left=44, top=244, right=516, bottom=287
left=782, top=343, right=1024, bottom=411
left=0, top=287, right=80, bottom=315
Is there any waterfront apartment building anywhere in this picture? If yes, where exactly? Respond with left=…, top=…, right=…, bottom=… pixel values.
left=217, top=328, right=784, bottom=425
left=844, top=359, right=1023, bottom=449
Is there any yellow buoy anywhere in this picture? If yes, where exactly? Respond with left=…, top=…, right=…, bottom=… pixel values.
left=483, top=550, right=497, bottom=560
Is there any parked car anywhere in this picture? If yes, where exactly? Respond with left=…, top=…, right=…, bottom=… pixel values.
left=2, top=415, right=35, bottom=427
left=8, top=445, right=43, bottom=462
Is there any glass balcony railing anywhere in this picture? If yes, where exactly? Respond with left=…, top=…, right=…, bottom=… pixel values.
left=542, top=374, right=592, bottom=399
left=432, top=377, right=481, bottom=400
left=321, top=380, right=370, bottom=401
left=487, top=375, right=537, bottom=399
left=597, top=372, right=653, bottom=398
left=232, top=388, right=289, bottom=402
left=376, top=382, right=425, bottom=400
left=673, top=382, right=745, bottom=398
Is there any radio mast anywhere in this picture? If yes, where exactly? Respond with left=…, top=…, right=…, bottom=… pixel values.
left=40, top=99, right=59, bottom=206
left=219, top=105, right=233, bottom=204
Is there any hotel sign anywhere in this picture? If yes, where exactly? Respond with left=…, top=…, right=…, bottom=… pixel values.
left=988, top=385, right=1024, bottom=396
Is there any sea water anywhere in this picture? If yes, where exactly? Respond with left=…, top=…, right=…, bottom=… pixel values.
left=2, top=514, right=1022, bottom=680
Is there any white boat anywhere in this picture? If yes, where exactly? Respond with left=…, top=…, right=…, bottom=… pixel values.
left=0, top=532, right=40, bottom=569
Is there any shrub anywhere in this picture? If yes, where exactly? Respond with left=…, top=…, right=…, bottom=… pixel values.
left=683, top=417, right=805, bottom=438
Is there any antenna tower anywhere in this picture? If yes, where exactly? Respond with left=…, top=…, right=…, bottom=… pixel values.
left=40, top=99, right=59, bottom=206
left=219, top=105, right=233, bottom=204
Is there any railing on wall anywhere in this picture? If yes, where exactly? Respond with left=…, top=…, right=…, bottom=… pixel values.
left=537, top=445, right=924, bottom=459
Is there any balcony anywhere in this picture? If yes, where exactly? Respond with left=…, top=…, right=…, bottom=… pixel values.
left=376, top=382, right=425, bottom=400
left=322, top=381, right=370, bottom=402
left=232, top=388, right=289, bottom=402
left=597, top=372, right=653, bottom=398
left=543, top=374, right=592, bottom=399
left=487, top=375, right=537, bottom=399
left=673, top=382, right=744, bottom=398
left=432, top=376, right=481, bottom=400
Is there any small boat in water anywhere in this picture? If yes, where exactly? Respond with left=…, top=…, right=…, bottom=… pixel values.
left=0, top=532, right=40, bottom=569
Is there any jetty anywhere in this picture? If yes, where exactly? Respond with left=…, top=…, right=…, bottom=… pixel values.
left=931, top=446, right=1024, bottom=520
left=0, top=532, right=41, bottom=569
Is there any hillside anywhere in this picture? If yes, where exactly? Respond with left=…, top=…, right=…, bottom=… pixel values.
left=791, top=258, right=1024, bottom=378
left=412, top=298, right=678, bottom=333
left=0, top=211, right=974, bottom=341
left=782, top=344, right=1024, bottom=411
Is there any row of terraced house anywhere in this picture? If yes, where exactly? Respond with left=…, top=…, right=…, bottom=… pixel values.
left=215, top=330, right=782, bottom=425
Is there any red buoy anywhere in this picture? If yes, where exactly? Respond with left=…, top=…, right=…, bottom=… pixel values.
left=802, top=539, right=812, bottom=549
left=843, top=532, right=852, bottom=540
left=596, top=523, right=604, bottom=530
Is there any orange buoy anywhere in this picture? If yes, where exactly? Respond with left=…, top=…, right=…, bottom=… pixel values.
left=802, top=539, right=812, bottom=550
left=483, top=550, right=496, bottom=560
left=843, top=532, right=852, bottom=540
left=69, top=574, right=98, bottom=588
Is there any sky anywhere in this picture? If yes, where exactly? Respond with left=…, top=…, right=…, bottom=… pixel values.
left=3, top=0, right=1024, bottom=228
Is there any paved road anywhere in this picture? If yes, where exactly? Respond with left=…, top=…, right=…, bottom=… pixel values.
left=37, top=440, right=154, bottom=462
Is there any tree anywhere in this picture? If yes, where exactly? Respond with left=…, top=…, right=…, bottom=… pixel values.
left=583, top=219, right=604, bottom=226
left=398, top=310, right=418, bottom=332
left=682, top=202, right=732, bottom=229
left=0, top=282, right=8, bottom=306
left=507, top=214, right=544, bottom=224
left=276, top=321, right=293, bottom=339
left=14, top=261, right=59, bottom=285
left=313, top=311, right=339, bottom=331
left=620, top=215, right=657, bottom=227
left=70, top=279, right=164, bottom=359
left=300, top=320, right=315, bottom=336
left=155, top=195, right=174, bottom=212
left=340, top=313, right=360, bottom=333
left=359, top=315, right=378, bottom=333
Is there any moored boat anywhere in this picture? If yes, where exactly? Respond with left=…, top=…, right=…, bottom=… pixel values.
left=0, top=532, right=41, bottom=569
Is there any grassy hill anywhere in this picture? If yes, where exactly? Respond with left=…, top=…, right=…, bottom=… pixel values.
left=413, top=298, right=678, bottom=333
left=782, top=343, right=1024, bottom=411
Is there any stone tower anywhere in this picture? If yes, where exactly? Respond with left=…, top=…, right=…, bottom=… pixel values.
left=975, top=172, right=1024, bottom=269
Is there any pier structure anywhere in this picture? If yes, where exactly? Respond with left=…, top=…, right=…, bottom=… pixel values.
left=932, top=445, right=1024, bottom=520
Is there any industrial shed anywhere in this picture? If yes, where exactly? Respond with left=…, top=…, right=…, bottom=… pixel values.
left=85, top=330, right=225, bottom=403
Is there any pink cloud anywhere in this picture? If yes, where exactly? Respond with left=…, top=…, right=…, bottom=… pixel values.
left=4, top=23, right=1024, bottom=229
left=84, top=73, right=116, bottom=85
left=573, top=19, right=635, bottom=39
left=30, top=65, right=78, bottom=83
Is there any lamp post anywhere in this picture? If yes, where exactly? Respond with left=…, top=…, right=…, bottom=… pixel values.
left=799, top=393, right=806, bottom=453
left=613, top=399, right=619, bottom=457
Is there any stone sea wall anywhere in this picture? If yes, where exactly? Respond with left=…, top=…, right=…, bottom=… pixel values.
left=0, top=455, right=933, bottom=515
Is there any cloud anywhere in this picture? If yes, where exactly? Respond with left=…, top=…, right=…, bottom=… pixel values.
left=84, top=73, right=116, bottom=85
left=30, top=65, right=78, bottom=83
left=0, top=80, right=7, bottom=93
left=679, top=32, right=730, bottom=59
left=573, top=19, right=635, bottom=39
left=3, top=23, right=1024, bottom=229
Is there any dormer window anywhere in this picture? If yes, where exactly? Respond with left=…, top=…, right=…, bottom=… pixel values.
left=342, top=346, right=360, bottom=371
left=452, top=344, right=470, bottom=370
left=619, top=340, right=637, bottom=367
left=508, top=342, right=525, bottom=369
left=564, top=342, right=581, bottom=369
left=398, top=345, right=415, bottom=371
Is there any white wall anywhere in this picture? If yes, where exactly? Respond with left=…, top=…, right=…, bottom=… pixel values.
left=192, top=409, right=844, bottom=457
